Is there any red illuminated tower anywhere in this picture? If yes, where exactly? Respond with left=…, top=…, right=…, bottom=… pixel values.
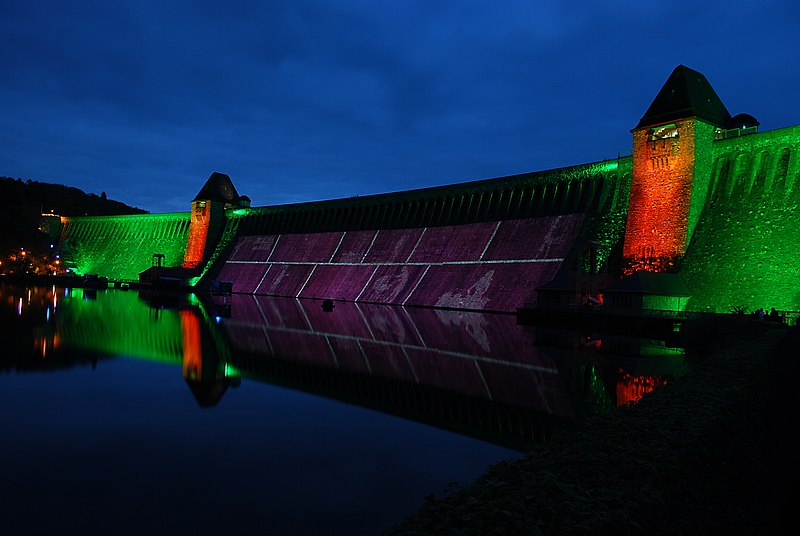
left=622, top=66, right=731, bottom=274
left=183, top=172, right=243, bottom=269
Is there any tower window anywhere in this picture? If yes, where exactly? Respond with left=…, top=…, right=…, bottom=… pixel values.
left=649, top=124, right=679, bottom=148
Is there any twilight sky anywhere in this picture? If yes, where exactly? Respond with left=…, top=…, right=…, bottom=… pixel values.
left=2, top=0, right=798, bottom=214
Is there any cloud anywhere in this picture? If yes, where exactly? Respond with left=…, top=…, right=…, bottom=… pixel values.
left=1, top=0, right=798, bottom=213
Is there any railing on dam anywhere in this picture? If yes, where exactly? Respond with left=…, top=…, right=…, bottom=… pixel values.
left=230, top=160, right=629, bottom=237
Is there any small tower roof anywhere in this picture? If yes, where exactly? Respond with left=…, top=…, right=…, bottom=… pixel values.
left=635, top=65, right=731, bottom=129
left=193, top=172, right=240, bottom=203
left=727, top=113, right=759, bottom=129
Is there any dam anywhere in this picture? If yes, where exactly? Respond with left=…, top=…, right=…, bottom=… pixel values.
left=53, top=65, right=800, bottom=315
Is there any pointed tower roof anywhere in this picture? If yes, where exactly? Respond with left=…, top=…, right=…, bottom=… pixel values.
left=193, top=172, right=240, bottom=203
left=635, top=65, right=731, bottom=129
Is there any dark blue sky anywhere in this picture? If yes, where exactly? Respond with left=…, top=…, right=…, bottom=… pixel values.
left=2, top=0, right=798, bottom=214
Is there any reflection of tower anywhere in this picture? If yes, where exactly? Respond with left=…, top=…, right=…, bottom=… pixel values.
left=183, top=172, right=248, bottom=269
left=623, top=66, right=730, bottom=274
left=181, top=307, right=239, bottom=407
left=181, top=309, right=204, bottom=381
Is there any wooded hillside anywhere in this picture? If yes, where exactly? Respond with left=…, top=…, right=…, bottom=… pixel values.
left=0, top=176, right=145, bottom=254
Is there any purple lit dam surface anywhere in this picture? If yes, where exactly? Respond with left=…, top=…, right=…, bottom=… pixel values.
left=0, top=284, right=687, bottom=535
left=216, top=215, right=583, bottom=310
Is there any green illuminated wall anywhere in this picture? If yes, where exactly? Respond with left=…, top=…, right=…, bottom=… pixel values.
left=681, top=125, right=800, bottom=312
left=58, top=213, right=191, bottom=281
left=580, top=158, right=631, bottom=273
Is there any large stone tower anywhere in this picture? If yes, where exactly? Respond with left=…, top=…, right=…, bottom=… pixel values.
left=622, top=65, right=731, bottom=274
left=183, top=172, right=245, bottom=269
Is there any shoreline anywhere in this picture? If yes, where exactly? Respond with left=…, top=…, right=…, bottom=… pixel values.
left=387, top=322, right=793, bottom=534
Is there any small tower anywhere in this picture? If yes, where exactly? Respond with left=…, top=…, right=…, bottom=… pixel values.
left=622, top=65, right=730, bottom=274
left=183, top=172, right=241, bottom=269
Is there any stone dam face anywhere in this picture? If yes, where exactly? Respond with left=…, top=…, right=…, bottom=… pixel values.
left=215, top=214, right=586, bottom=312
left=57, top=213, right=190, bottom=281
left=52, top=160, right=632, bottom=313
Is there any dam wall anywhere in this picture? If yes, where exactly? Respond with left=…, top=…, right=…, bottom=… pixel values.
left=47, top=126, right=800, bottom=316
left=681, top=125, right=800, bottom=312
left=207, top=160, right=631, bottom=312
left=57, top=212, right=191, bottom=281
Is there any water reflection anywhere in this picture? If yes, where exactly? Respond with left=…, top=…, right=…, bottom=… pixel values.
left=1, top=283, right=687, bottom=451
left=212, top=295, right=688, bottom=449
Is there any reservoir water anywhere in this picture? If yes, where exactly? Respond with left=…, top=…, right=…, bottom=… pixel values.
left=0, top=283, right=687, bottom=535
